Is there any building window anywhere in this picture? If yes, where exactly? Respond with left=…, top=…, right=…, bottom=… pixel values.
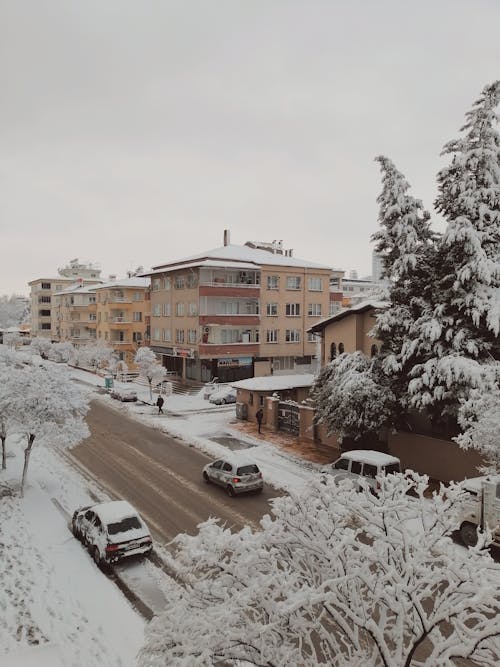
left=163, top=303, right=171, bottom=317
left=175, top=276, right=185, bottom=289
left=338, top=342, right=345, bottom=354
left=187, top=273, right=198, bottom=288
left=89, top=296, right=96, bottom=304
left=286, top=276, right=301, bottom=290
left=40, top=296, right=51, bottom=303
left=41, top=323, right=51, bottom=330
left=188, top=302, right=198, bottom=316
left=152, top=279, right=161, bottom=291
left=308, top=304, right=322, bottom=317
left=330, top=342, right=337, bottom=360
left=266, top=329, right=278, bottom=343
left=163, top=277, right=171, bottom=290
left=175, top=329, right=185, bottom=343
left=41, top=282, right=51, bottom=289
left=329, top=301, right=340, bottom=316
left=267, top=275, right=279, bottom=290
left=188, top=329, right=197, bottom=343
left=273, top=356, right=294, bottom=371
left=308, top=277, right=323, bottom=291
left=152, top=304, right=161, bottom=317
left=266, top=303, right=278, bottom=316
left=152, top=327, right=161, bottom=341
left=133, top=312, right=142, bottom=322
left=162, top=329, right=171, bottom=342
left=307, top=332, right=316, bottom=342
left=285, top=329, right=300, bottom=343
left=133, top=332, right=142, bottom=343
left=176, top=302, right=185, bottom=316
left=221, top=329, right=239, bottom=344
left=285, top=303, right=301, bottom=317
left=133, top=291, right=142, bottom=301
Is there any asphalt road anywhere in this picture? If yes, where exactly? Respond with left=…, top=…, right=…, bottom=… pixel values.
left=70, top=399, right=281, bottom=545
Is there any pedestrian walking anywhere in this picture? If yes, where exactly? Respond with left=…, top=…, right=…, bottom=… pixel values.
left=256, top=407, right=263, bottom=434
left=156, top=395, right=164, bottom=414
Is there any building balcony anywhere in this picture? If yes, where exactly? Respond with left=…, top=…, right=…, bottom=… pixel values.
left=110, top=317, right=133, bottom=324
left=104, top=297, right=132, bottom=304
left=199, top=285, right=260, bottom=298
left=199, top=315, right=260, bottom=326
left=110, top=339, right=130, bottom=345
left=199, top=343, right=259, bottom=357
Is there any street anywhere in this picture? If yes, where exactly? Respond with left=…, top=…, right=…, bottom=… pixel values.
left=70, top=400, right=282, bottom=546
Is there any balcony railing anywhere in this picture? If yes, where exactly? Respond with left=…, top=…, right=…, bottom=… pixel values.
left=110, top=339, right=130, bottom=345
left=110, top=317, right=132, bottom=323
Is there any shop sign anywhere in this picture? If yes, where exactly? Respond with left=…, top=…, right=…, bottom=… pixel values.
left=217, top=357, right=253, bottom=368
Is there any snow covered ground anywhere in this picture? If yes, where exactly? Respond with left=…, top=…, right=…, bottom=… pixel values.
left=1, top=367, right=321, bottom=666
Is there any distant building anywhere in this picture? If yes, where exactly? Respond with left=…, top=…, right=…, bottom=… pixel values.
left=28, top=260, right=102, bottom=339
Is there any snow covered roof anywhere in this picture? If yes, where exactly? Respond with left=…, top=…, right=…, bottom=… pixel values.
left=149, top=244, right=332, bottom=272
left=339, top=450, right=401, bottom=466
left=143, top=259, right=259, bottom=277
left=232, top=374, right=315, bottom=392
left=94, top=277, right=149, bottom=289
left=308, top=299, right=388, bottom=333
left=56, top=283, right=100, bottom=296
left=92, top=500, right=140, bottom=524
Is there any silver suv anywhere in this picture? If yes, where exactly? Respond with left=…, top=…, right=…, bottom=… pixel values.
left=203, top=456, right=264, bottom=496
left=321, top=450, right=401, bottom=490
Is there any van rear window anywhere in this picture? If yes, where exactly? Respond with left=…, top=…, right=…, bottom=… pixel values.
left=107, top=516, right=142, bottom=534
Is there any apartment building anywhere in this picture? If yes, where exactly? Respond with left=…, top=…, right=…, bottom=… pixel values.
left=52, top=284, right=98, bottom=345
left=143, top=236, right=332, bottom=383
left=93, top=278, right=150, bottom=366
left=29, top=260, right=102, bottom=339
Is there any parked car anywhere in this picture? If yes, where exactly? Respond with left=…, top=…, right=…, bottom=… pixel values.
left=110, top=389, right=138, bottom=402
left=71, top=500, right=153, bottom=566
left=203, top=456, right=264, bottom=496
left=209, top=386, right=237, bottom=405
left=320, top=450, right=402, bottom=491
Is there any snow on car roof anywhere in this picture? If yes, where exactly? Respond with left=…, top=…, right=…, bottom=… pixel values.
left=92, top=500, right=139, bottom=524
left=215, top=453, right=259, bottom=468
left=339, top=450, right=400, bottom=466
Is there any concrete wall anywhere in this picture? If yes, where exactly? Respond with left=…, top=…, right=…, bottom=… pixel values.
left=388, top=431, right=485, bottom=482
left=254, top=359, right=271, bottom=376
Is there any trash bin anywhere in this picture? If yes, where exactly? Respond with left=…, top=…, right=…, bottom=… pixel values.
left=104, top=376, right=114, bottom=389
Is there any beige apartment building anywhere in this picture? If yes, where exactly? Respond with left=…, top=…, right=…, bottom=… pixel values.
left=143, top=236, right=332, bottom=383
left=29, top=260, right=102, bottom=338
left=308, top=300, right=385, bottom=366
left=52, top=284, right=98, bottom=344
left=93, top=278, right=150, bottom=366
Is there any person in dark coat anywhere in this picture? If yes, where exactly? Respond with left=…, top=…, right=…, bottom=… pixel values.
left=256, top=408, right=264, bottom=433
left=156, top=395, right=164, bottom=414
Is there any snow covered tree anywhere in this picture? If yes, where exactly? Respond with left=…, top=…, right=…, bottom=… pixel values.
left=0, top=348, right=27, bottom=470
left=454, top=363, right=500, bottom=474
left=139, top=472, right=500, bottom=666
left=372, top=156, right=438, bottom=415
left=0, top=294, right=28, bottom=329
left=134, top=347, right=166, bottom=402
left=0, top=362, right=90, bottom=496
left=48, top=341, right=75, bottom=363
left=311, top=352, right=396, bottom=442
left=29, top=336, right=53, bottom=359
left=78, top=340, right=115, bottom=372
left=408, top=81, right=500, bottom=419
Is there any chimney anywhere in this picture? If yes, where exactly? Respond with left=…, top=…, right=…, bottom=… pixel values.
left=223, top=229, right=231, bottom=246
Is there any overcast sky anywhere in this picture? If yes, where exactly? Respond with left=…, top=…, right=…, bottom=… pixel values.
left=2, top=0, right=500, bottom=295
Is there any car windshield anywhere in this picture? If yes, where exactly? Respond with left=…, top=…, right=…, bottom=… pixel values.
left=237, top=465, right=259, bottom=475
left=107, top=516, right=142, bottom=535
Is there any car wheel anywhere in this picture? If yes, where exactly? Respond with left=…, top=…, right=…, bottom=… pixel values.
left=92, top=545, right=103, bottom=567
left=203, top=471, right=210, bottom=484
left=226, top=485, right=235, bottom=497
left=460, top=522, right=478, bottom=547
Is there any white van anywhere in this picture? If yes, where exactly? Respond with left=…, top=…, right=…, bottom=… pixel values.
left=321, top=450, right=402, bottom=490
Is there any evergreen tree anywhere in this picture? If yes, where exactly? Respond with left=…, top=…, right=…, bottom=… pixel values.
left=371, top=156, right=437, bottom=417
left=408, top=82, right=500, bottom=420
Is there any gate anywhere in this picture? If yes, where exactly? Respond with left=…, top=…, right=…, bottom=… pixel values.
left=278, top=400, right=300, bottom=434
